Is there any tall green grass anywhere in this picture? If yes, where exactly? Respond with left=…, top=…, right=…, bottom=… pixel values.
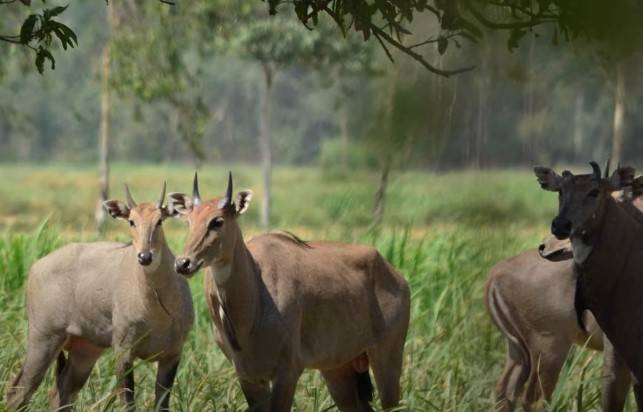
left=0, top=165, right=634, bottom=410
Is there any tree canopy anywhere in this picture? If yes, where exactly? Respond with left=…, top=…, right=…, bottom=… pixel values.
left=3, top=0, right=643, bottom=75
left=3, top=1, right=643, bottom=168
left=272, top=0, right=643, bottom=74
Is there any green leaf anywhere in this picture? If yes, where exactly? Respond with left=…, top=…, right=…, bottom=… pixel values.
left=35, top=51, right=44, bottom=74
left=49, top=21, right=77, bottom=49
left=20, top=15, right=39, bottom=44
left=53, top=27, right=69, bottom=49
left=35, top=48, right=55, bottom=74
left=58, top=23, right=78, bottom=46
left=294, top=1, right=308, bottom=21
left=44, top=5, right=69, bottom=20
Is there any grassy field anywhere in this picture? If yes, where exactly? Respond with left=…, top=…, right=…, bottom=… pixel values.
left=0, top=163, right=634, bottom=411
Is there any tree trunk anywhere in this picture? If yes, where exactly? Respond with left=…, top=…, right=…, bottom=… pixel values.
left=573, top=92, right=584, bottom=162
left=523, top=33, right=535, bottom=161
left=259, top=63, right=274, bottom=229
left=436, top=76, right=458, bottom=170
left=610, top=63, right=625, bottom=165
left=372, top=160, right=390, bottom=226
left=338, top=104, right=349, bottom=170
left=95, top=27, right=111, bottom=234
left=475, top=42, right=489, bottom=169
left=372, top=62, right=399, bottom=225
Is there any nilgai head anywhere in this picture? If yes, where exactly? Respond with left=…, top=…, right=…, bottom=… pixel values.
left=103, top=182, right=171, bottom=266
left=168, top=172, right=252, bottom=277
left=534, top=161, right=635, bottom=242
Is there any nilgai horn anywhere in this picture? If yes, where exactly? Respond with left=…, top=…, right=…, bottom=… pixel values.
left=486, top=241, right=631, bottom=411
left=168, top=172, right=410, bottom=412
left=6, top=183, right=194, bottom=411
left=534, top=162, right=643, bottom=405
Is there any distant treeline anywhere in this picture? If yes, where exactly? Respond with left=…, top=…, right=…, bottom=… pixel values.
left=2, top=2, right=643, bottom=169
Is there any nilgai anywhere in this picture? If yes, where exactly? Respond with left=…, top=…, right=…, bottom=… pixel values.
left=6, top=184, right=194, bottom=411
left=168, top=173, right=410, bottom=412
left=534, top=162, right=643, bottom=402
left=486, top=237, right=631, bottom=411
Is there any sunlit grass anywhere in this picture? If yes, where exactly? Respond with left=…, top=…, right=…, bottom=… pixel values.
left=0, top=163, right=633, bottom=410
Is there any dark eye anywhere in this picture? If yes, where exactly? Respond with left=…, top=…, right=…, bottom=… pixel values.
left=208, top=217, right=224, bottom=231
left=588, top=189, right=600, bottom=198
left=129, top=220, right=135, bottom=228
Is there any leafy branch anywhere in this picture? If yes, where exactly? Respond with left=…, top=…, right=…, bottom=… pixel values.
left=267, top=0, right=623, bottom=76
left=1, top=3, right=77, bottom=73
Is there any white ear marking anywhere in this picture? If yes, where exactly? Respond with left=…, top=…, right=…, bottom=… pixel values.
left=103, top=200, right=129, bottom=220
left=236, top=190, right=253, bottom=215
left=167, top=192, right=193, bottom=216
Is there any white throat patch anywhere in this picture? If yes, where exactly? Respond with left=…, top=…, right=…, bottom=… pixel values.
left=571, top=236, right=593, bottom=265
left=213, top=264, right=232, bottom=285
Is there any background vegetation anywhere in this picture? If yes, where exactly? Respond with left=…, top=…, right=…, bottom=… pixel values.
left=0, top=164, right=638, bottom=410
left=3, top=0, right=643, bottom=410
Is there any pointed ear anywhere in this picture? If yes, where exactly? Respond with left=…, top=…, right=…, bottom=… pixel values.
left=609, top=166, right=635, bottom=191
left=235, top=190, right=253, bottom=215
left=103, top=200, right=130, bottom=220
left=160, top=205, right=173, bottom=219
left=534, top=167, right=562, bottom=191
left=167, top=192, right=193, bottom=217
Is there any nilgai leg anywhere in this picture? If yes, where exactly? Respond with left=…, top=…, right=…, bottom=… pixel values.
left=114, top=347, right=136, bottom=412
left=239, top=379, right=270, bottom=412
left=632, top=379, right=643, bottom=411
left=601, top=338, right=631, bottom=412
left=6, top=332, right=65, bottom=410
left=322, top=364, right=373, bottom=412
left=368, top=329, right=406, bottom=409
left=51, top=342, right=103, bottom=410
left=521, top=337, right=569, bottom=410
left=496, top=343, right=529, bottom=412
left=154, top=356, right=180, bottom=412
left=269, top=367, right=302, bottom=412
left=494, top=339, right=530, bottom=411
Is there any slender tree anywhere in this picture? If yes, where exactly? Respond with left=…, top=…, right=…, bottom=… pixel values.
left=610, top=63, right=625, bottom=165
left=258, top=62, right=274, bottom=228
left=94, top=8, right=112, bottom=233
left=234, top=13, right=377, bottom=228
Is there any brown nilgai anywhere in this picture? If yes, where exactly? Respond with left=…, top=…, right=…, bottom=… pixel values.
left=486, top=236, right=631, bottom=411
left=534, top=161, right=643, bottom=407
left=168, top=172, right=410, bottom=412
left=6, top=183, right=194, bottom=411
